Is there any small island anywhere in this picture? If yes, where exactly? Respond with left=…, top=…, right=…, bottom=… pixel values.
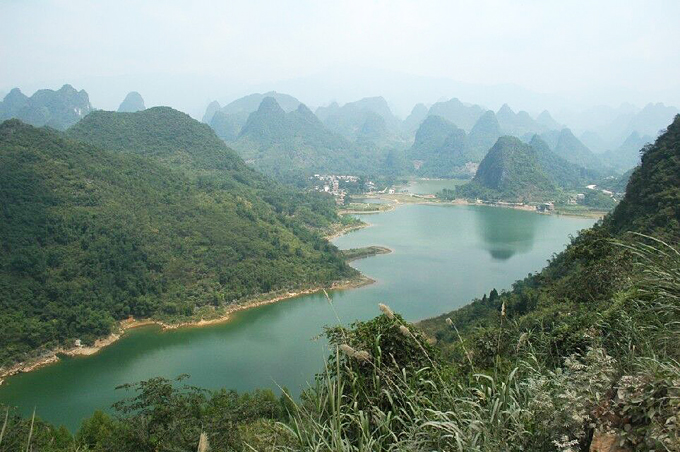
left=341, top=246, right=392, bottom=262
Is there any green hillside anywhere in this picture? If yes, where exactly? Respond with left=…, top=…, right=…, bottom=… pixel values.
left=407, top=115, right=488, bottom=178
left=408, top=115, right=459, bottom=161
left=607, top=117, right=680, bottom=237
left=210, top=110, right=250, bottom=142
left=408, top=111, right=506, bottom=178
left=1, top=115, right=356, bottom=368
left=402, top=102, right=428, bottom=134
left=68, top=107, right=344, bottom=231
left=457, top=136, right=558, bottom=201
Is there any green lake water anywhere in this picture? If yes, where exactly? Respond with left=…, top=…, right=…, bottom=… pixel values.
left=0, top=204, right=595, bottom=431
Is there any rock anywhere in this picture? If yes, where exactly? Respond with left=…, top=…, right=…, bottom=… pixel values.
left=590, top=432, right=631, bottom=452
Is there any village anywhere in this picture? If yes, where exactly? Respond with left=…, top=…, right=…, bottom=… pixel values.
left=310, top=174, right=377, bottom=204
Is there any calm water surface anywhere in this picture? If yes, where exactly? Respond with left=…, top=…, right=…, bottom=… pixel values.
left=0, top=204, right=594, bottom=430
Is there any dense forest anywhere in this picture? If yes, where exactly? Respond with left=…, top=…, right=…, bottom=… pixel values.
left=2, top=108, right=677, bottom=450
left=0, top=113, right=358, bottom=369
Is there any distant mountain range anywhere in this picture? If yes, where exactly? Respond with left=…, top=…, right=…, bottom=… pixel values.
left=190, top=92, right=677, bottom=180
left=570, top=102, right=678, bottom=153
left=0, top=84, right=92, bottom=130
left=315, top=96, right=404, bottom=148
left=231, top=97, right=379, bottom=179
left=405, top=106, right=611, bottom=180
left=407, top=112, right=503, bottom=178
left=599, top=131, right=653, bottom=173
left=204, top=91, right=301, bottom=142
left=426, top=98, right=485, bottom=131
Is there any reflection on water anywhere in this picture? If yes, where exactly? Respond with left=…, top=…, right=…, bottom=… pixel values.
left=474, top=206, right=538, bottom=260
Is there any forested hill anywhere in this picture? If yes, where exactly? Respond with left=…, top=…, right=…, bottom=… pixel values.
left=607, top=115, right=680, bottom=237
left=67, top=106, right=341, bottom=230
left=68, top=107, right=246, bottom=173
left=0, top=118, right=356, bottom=368
left=456, top=136, right=557, bottom=201
left=529, top=134, right=601, bottom=189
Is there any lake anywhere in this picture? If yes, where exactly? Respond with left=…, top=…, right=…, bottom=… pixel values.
left=0, top=204, right=595, bottom=431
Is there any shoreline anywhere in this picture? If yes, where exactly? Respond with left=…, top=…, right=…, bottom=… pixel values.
left=359, top=193, right=607, bottom=219
left=324, top=221, right=369, bottom=240
left=0, top=273, right=374, bottom=385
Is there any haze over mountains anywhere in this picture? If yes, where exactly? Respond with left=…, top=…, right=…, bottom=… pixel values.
left=0, top=83, right=677, bottom=190
left=199, top=91, right=676, bottom=184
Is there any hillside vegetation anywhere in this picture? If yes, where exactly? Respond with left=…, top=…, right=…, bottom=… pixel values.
left=456, top=136, right=559, bottom=202
left=0, top=113, right=357, bottom=369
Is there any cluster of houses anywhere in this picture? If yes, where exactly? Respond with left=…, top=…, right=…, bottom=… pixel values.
left=310, top=174, right=375, bottom=204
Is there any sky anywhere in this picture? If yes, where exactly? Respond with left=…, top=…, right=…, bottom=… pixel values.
left=1, top=0, right=679, bottom=118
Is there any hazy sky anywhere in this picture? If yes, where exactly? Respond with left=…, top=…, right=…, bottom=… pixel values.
left=2, top=0, right=679, bottom=117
